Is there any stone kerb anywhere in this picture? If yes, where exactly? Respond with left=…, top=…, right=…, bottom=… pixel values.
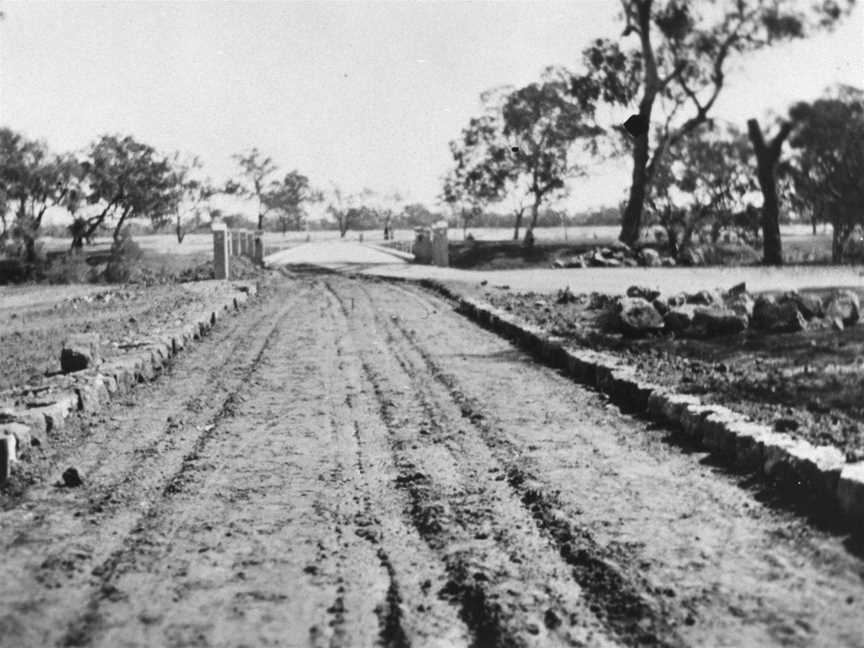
left=419, top=278, right=864, bottom=537
left=0, top=282, right=259, bottom=485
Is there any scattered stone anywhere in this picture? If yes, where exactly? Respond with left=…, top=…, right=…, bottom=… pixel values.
left=691, top=307, right=748, bottom=337
left=752, top=296, right=806, bottom=333
left=660, top=256, right=677, bottom=266
left=824, top=289, right=860, bottom=327
left=626, top=285, right=661, bottom=302
left=725, top=293, right=755, bottom=318
left=778, top=291, right=823, bottom=320
left=638, top=247, right=662, bottom=267
left=726, top=282, right=747, bottom=297
left=617, top=297, right=665, bottom=337
left=62, top=466, right=83, bottom=487
left=60, top=333, right=101, bottom=373
left=652, top=298, right=669, bottom=316
left=686, top=290, right=720, bottom=306
left=664, top=305, right=697, bottom=334
left=667, top=293, right=687, bottom=308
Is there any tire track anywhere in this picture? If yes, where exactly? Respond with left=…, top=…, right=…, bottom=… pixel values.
left=325, top=277, right=620, bottom=648
left=0, top=283, right=305, bottom=648
left=377, top=286, right=685, bottom=646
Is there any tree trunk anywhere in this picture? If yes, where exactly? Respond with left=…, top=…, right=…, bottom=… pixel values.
left=620, top=130, right=652, bottom=247
left=524, top=193, right=542, bottom=246
left=748, top=119, right=793, bottom=266
left=112, top=206, right=133, bottom=242
left=619, top=0, right=659, bottom=247
left=512, top=209, right=523, bottom=240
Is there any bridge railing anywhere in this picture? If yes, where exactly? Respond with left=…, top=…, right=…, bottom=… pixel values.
left=211, top=223, right=263, bottom=279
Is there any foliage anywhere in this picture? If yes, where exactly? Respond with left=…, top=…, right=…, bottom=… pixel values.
left=171, top=155, right=217, bottom=243
left=785, top=85, right=864, bottom=261
left=263, top=170, right=321, bottom=233
left=647, top=123, right=757, bottom=255
left=225, top=148, right=278, bottom=229
left=446, top=68, right=603, bottom=244
left=0, top=127, right=83, bottom=260
left=582, top=0, right=856, bottom=245
left=74, top=134, right=182, bottom=247
left=104, top=226, right=144, bottom=283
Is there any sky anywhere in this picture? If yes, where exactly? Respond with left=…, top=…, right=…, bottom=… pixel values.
left=0, top=0, right=862, bottom=220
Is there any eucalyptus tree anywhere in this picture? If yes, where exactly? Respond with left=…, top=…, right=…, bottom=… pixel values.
left=577, top=0, right=856, bottom=246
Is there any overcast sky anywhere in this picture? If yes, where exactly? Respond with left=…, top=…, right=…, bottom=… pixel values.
left=1, top=1, right=862, bottom=216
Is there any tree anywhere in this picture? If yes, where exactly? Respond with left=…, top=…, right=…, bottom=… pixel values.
left=446, top=70, right=602, bottom=245
left=263, top=171, right=320, bottom=234
left=0, top=128, right=83, bottom=261
left=74, top=135, right=181, bottom=248
left=444, top=111, right=513, bottom=238
left=747, top=118, right=793, bottom=265
left=396, top=203, right=435, bottom=229
left=580, top=0, right=856, bottom=246
left=785, top=85, right=864, bottom=261
left=171, top=156, right=216, bottom=243
left=226, top=148, right=278, bottom=230
left=502, top=70, right=603, bottom=244
left=648, top=122, right=756, bottom=255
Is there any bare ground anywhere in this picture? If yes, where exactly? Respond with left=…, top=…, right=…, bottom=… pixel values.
left=0, top=273, right=862, bottom=648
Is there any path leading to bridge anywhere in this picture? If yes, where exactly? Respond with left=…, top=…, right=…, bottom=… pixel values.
left=0, top=273, right=862, bottom=648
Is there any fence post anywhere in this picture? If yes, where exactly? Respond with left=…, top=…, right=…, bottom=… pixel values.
left=254, top=230, right=264, bottom=266
left=230, top=230, right=240, bottom=257
left=241, top=231, right=251, bottom=257
left=432, top=222, right=449, bottom=267
left=212, top=222, right=229, bottom=279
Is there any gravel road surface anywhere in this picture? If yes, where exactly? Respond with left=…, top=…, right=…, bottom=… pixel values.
left=0, top=273, right=862, bottom=648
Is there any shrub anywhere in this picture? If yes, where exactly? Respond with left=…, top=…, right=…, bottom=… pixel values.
left=104, top=228, right=144, bottom=283
left=42, top=251, right=94, bottom=284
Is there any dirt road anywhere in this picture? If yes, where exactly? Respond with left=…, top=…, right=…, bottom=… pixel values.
left=1, top=273, right=862, bottom=648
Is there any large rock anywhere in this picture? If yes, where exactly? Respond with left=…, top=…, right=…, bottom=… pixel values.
left=778, top=290, right=823, bottom=320
left=663, top=305, right=697, bottom=334
left=617, top=297, right=665, bottom=336
left=638, top=247, right=662, bottom=267
left=685, top=289, right=721, bottom=306
left=691, top=307, right=748, bottom=337
left=752, top=296, right=806, bottom=333
left=626, top=285, right=661, bottom=302
left=824, top=289, right=860, bottom=327
left=61, top=334, right=101, bottom=373
left=725, top=293, right=755, bottom=318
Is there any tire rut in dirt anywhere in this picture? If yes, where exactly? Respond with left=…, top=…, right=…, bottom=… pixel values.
left=353, top=278, right=864, bottom=648
left=380, top=283, right=684, bottom=647
left=0, top=284, right=306, bottom=648
left=326, top=278, right=622, bottom=648
left=61, top=276, right=426, bottom=647
left=59, top=288, right=299, bottom=648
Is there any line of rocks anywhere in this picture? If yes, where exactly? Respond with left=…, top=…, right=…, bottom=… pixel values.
left=0, top=282, right=259, bottom=483
left=613, top=283, right=859, bottom=339
left=415, top=278, right=864, bottom=537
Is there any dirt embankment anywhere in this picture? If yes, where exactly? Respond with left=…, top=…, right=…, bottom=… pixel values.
left=0, top=273, right=861, bottom=648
